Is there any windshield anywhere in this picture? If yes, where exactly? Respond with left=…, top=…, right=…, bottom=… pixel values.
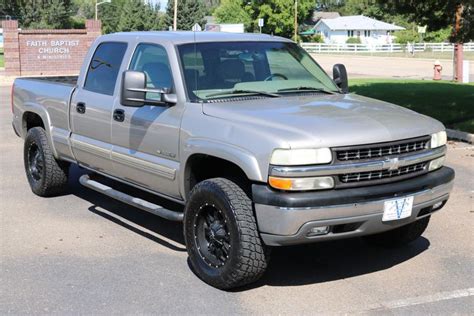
left=177, top=41, right=339, bottom=102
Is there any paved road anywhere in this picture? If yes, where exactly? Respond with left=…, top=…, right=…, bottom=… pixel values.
left=313, top=54, right=474, bottom=81
left=1, top=85, right=473, bottom=314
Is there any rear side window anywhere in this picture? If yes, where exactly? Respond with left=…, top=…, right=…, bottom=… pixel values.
left=129, top=43, right=173, bottom=101
left=84, top=42, right=128, bottom=96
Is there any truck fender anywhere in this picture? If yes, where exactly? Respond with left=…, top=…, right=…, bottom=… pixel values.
left=21, top=102, right=60, bottom=158
left=180, top=138, right=264, bottom=198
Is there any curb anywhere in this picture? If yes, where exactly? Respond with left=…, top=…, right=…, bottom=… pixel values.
left=447, top=129, right=474, bottom=144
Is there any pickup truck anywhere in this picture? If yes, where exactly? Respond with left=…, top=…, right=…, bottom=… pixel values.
left=12, top=31, right=455, bottom=289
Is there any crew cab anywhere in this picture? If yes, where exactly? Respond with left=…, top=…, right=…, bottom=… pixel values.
left=11, top=32, right=454, bottom=289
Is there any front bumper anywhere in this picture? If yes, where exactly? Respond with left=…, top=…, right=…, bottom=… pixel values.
left=252, top=167, right=455, bottom=246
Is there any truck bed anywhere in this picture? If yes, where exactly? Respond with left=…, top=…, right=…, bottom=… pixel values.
left=12, top=77, right=78, bottom=144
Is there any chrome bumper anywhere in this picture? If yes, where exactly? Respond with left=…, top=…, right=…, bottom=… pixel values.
left=253, top=169, right=454, bottom=246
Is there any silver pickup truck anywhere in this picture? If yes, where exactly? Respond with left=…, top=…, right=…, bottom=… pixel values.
left=12, top=31, right=454, bottom=289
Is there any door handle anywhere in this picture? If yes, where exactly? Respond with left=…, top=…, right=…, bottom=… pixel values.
left=113, top=109, right=125, bottom=122
left=76, top=102, right=86, bottom=114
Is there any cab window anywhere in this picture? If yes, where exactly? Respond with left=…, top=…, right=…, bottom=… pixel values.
left=84, top=42, right=127, bottom=95
left=129, top=43, right=173, bottom=101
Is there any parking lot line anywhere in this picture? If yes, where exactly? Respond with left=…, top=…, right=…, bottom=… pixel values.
left=366, top=287, right=474, bottom=312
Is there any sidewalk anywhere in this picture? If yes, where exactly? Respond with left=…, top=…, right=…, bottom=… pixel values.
left=0, top=69, right=15, bottom=86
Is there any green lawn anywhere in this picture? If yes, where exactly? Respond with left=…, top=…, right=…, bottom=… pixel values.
left=349, top=79, right=474, bottom=133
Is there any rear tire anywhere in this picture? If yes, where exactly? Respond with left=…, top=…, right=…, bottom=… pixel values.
left=364, top=216, right=430, bottom=247
left=24, top=127, right=69, bottom=197
left=184, top=178, right=269, bottom=290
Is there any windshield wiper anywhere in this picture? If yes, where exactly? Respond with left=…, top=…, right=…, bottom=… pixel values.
left=206, top=89, right=280, bottom=99
left=277, top=86, right=335, bottom=94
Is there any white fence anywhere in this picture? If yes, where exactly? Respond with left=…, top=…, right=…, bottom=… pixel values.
left=300, top=42, right=474, bottom=54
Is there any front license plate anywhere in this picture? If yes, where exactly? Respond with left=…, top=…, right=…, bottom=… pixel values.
left=382, top=196, right=414, bottom=222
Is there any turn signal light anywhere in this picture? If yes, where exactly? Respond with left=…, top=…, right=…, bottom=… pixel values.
left=268, top=176, right=334, bottom=191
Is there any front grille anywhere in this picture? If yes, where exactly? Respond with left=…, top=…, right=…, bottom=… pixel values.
left=335, top=136, right=430, bottom=162
left=339, top=161, right=428, bottom=184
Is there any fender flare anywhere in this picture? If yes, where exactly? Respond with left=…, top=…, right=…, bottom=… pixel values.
left=180, top=138, right=264, bottom=198
left=21, top=103, right=59, bottom=158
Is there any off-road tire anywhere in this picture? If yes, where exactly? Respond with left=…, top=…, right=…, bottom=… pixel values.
left=184, top=178, right=269, bottom=290
left=24, top=127, right=69, bottom=197
left=364, top=216, right=430, bottom=247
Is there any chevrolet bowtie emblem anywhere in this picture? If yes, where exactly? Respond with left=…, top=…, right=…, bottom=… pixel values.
left=383, top=157, right=400, bottom=171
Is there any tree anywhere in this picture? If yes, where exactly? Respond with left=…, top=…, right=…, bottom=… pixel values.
left=117, top=0, right=164, bottom=32
left=213, top=0, right=252, bottom=30
left=328, top=0, right=473, bottom=43
left=247, top=0, right=315, bottom=38
left=99, top=0, right=165, bottom=34
left=2, top=0, right=74, bottom=29
left=165, top=0, right=206, bottom=31
left=72, top=0, right=95, bottom=20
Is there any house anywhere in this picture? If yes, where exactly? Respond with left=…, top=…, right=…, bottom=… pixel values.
left=313, top=15, right=405, bottom=44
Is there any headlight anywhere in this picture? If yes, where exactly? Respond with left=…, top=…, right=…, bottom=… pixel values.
left=269, top=176, right=334, bottom=191
left=430, top=131, right=447, bottom=148
left=270, top=148, right=332, bottom=165
left=429, top=156, right=445, bottom=171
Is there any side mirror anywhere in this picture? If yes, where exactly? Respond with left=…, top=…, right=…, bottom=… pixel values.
left=121, top=70, right=177, bottom=107
left=121, top=70, right=146, bottom=107
left=333, top=64, right=349, bottom=94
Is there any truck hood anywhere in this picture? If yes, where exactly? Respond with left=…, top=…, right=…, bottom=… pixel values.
left=202, top=93, right=444, bottom=148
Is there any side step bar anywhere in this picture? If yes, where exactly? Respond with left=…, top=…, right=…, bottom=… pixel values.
left=79, top=174, right=184, bottom=222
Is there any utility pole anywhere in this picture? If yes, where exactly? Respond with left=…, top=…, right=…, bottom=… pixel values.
left=173, top=0, right=178, bottom=31
left=294, top=0, right=298, bottom=42
left=453, top=2, right=464, bottom=82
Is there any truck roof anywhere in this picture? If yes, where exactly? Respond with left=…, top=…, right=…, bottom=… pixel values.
left=101, top=31, right=293, bottom=45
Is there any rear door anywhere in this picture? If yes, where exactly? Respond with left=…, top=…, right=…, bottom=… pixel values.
left=70, top=41, right=128, bottom=173
left=111, top=43, right=183, bottom=199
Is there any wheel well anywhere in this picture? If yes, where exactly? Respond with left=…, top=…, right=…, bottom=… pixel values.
left=185, top=154, right=251, bottom=198
left=23, top=112, right=45, bottom=133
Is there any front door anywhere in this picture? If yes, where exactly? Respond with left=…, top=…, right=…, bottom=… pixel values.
left=111, top=43, right=183, bottom=199
left=70, top=42, right=128, bottom=173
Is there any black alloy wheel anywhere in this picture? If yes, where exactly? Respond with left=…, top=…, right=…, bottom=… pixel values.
left=193, top=203, right=231, bottom=268
left=27, top=143, right=44, bottom=182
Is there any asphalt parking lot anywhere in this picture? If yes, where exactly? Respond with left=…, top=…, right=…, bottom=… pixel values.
left=1, top=85, right=473, bottom=314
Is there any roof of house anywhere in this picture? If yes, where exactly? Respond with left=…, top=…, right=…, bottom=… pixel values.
left=315, top=15, right=405, bottom=31
left=311, top=11, right=340, bottom=23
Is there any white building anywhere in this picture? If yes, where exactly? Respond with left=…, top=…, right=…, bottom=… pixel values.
left=313, top=15, right=405, bottom=44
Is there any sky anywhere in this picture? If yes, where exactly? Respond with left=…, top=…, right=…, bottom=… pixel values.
left=148, top=0, right=168, bottom=10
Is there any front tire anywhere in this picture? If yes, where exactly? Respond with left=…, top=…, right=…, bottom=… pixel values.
left=184, top=178, right=269, bottom=290
left=364, top=216, right=430, bottom=247
left=24, top=127, right=69, bottom=197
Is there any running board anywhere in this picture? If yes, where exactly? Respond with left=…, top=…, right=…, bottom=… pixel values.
left=79, top=174, right=183, bottom=222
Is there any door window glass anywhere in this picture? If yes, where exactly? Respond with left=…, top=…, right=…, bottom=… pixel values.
left=84, top=42, right=127, bottom=95
left=129, top=44, right=173, bottom=101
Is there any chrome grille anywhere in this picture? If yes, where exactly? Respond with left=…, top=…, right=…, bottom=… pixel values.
left=339, top=162, right=428, bottom=184
left=335, top=137, right=429, bottom=161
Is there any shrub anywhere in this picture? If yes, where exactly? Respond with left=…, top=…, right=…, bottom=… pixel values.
left=394, top=29, right=419, bottom=44
left=424, top=28, right=451, bottom=42
left=310, top=34, right=324, bottom=43
left=346, top=37, right=361, bottom=44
